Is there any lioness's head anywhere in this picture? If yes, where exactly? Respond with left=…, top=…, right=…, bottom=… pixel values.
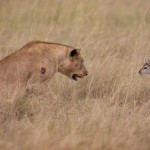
left=58, top=49, right=88, bottom=81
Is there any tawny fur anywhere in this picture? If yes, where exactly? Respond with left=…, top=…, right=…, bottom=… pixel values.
left=0, top=41, right=88, bottom=102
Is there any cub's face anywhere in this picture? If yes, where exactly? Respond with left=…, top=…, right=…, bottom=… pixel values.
left=139, top=62, right=150, bottom=75
left=59, top=49, right=88, bottom=81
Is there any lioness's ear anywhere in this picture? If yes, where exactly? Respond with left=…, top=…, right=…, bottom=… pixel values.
left=70, top=49, right=81, bottom=57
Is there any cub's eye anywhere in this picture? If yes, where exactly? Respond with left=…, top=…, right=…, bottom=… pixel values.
left=144, top=66, right=147, bottom=69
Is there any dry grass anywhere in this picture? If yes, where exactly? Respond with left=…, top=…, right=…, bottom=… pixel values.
left=0, top=0, right=150, bottom=149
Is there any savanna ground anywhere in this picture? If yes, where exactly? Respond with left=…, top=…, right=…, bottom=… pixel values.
left=0, top=0, right=150, bottom=150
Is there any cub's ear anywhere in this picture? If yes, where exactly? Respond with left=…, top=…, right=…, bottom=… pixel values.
left=70, top=49, right=81, bottom=57
left=148, top=59, right=150, bottom=65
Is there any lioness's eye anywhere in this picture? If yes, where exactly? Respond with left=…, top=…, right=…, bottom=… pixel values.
left=144, top=66, right=147, bottom=69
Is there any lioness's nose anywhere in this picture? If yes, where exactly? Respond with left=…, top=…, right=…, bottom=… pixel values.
left=84, top=71, right=88, bottom=76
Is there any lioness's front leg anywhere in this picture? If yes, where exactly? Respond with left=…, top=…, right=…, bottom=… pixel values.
left=39, top=82, right=58, bottom=103
left=39, top=82, right=60, bottom=113
left=27, top=81, right=58, bottom=108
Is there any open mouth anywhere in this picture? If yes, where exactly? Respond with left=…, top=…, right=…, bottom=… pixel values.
left=72, top=74, right=81, bottom=81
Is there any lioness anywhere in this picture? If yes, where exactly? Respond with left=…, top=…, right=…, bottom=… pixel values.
left=0, top=41, right=88, bottom=102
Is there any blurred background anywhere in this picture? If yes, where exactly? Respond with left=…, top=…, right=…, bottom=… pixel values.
left=0, top=0, right=150, bottom=150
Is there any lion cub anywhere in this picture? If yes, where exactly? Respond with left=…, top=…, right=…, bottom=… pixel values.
left=139, top=60, right=150, bottom=75
left=0, top=41, right=88, bottom=101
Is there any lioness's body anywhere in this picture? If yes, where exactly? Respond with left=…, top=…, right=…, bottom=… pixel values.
left=0, top=41, right=88, bottom=101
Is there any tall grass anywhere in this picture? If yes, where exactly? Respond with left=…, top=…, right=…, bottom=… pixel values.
left=0, top=0, right=150, bottom=149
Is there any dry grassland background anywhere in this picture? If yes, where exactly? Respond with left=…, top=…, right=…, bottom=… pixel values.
left=0, top=0, right=150, bottom=150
